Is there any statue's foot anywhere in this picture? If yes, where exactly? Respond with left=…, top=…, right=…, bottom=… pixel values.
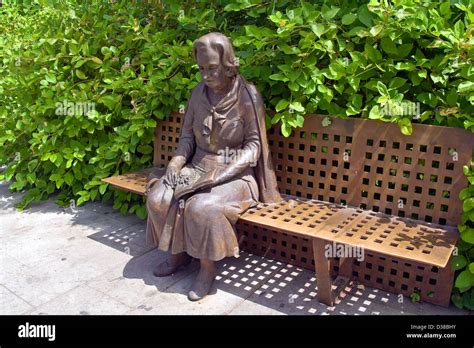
left=188, top=260, right=216, bottom=301
left=153, top=252, right=192, bottom=277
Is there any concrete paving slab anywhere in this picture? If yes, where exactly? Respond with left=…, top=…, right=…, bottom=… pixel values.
left=2, top=233, right=132, bottom=308
left=228, top=300, right=286, bottom=315
left=86, top=249, right=199, bottom=308
left=0, top=285, right=34, bottom=315
left=29, top=285, right=131, bottom=315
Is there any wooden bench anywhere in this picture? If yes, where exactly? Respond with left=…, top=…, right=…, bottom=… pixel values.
left=103, top=112, right=474, bottom=307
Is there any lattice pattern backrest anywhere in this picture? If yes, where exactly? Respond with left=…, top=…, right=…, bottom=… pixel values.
left=268, top=115, right=474, bottom=226
left=153, top=113, right=474, bottom=226
left=153, top=113, right=183, bottom=168
left=268, top=117, right=356, bottom=205
left=348, top=118, right=473, bottom=227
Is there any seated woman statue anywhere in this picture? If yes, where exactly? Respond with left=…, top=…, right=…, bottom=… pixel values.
left=145, top=32, right=281, bottom=301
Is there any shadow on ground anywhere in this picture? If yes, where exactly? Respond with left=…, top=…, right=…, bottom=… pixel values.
left=1, top=179, right=468, bottom=315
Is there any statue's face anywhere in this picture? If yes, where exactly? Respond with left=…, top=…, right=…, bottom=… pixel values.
left=196, top=46, right=230, bottom=92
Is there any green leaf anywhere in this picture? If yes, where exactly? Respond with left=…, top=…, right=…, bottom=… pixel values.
left=376, top=81, right=389, bottom=96
left=395, top=63, right=415, bottom=72
left=75, top=59, right=87, bottom=68
left=417, top=93, right=437, bottom=108
left=45, top=73, right=57, bottom=84
left=276, top=99, right=289, bottom=112
left=446, top=88, right=458, bottom=106
left=99, top=95, right=120, bottom=110
left=90, top=56, right=103, bottom=64
left=458, top=81, right=474, bottom=93
left=26, top=172, right=36, bottom=184
left=99, top=183, right=108, bottom=195
left=27, top=159, right=38, bottom=172
left=310, top=23, right=326, bottom=38
left=137, top=145, right=153, bottom=154
left=461, top=228, right=474, bottom=244
left=365, top=43, right=382, bottom=62
left=322, top=6, right=339, bottom=20
left=281, top=122, right=292, bottom=137
left=64, top=172, right=74, bottom=186
left=369, top=105, right=382, bottom=119
left=136, top=205, right=147, bottom=219
left=455, top=270, right=474, bottom=289
left=369, top=25, right=383, bottom=37
left=75, top=70, right=87, bottom=80
left=439, top=2, right=451, bottom=16
left=358, top=5, right=373, bottom=27
left=459, top=187, right=473, bottom=200
left=463, top=198, right=474, bottom=212
left=399, top=118, right=413, bottom=135
left=289, top=102, right=304, bottom=113
left=389, top=77, right=406, bottom=89
left=469, top=263, right=474, bottom=274
left=452, top=255, right=468, bottom=271
left=453, top=20, right=465, bottom=39
left=380, top=37, right=397, bottom=55
left=269, top=73, right=288, bottom=82
left=342, top=13, right=357, bottom=25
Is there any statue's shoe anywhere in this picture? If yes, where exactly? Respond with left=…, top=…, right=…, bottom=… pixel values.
left=187, top=269, right=216, bottom=301
left=153, top=254, right=192, bottom=277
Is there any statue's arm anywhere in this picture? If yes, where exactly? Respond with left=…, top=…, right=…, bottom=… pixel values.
left=169, top=98, right=196, bottom=172
left=147, top=95, right=195, bottom=188
left=212, top=92, right=261, bottom=182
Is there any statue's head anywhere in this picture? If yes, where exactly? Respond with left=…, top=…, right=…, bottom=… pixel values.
left=193, top=32, right=239, bottom=91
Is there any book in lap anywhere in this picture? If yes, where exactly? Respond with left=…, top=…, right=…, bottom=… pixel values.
left=174, top=166, right=218, bottom=200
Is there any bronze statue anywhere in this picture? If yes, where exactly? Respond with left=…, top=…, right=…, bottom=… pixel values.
left=144, top=32, right=282, bottom=301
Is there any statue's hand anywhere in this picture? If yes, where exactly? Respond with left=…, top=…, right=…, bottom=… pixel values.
left=163, top=164, right=180, bottom=188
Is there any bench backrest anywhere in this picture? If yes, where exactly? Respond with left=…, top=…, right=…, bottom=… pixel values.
left=154, top=112, right=474, bottom=227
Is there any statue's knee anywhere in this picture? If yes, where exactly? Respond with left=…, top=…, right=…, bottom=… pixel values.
left=146, top=191, right=162, bottom=213
left=186, top=196, right=220, bottom=221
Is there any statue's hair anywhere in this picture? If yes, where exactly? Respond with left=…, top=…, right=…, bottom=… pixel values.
left=193, top=32, right=239, bottom=77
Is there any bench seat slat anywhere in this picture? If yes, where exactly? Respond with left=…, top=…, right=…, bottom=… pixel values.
left=315, top=210, right=458, bottom=268
left=239, top=197, right=347, bottom=236
left=101, top=168, right=155, bottom=196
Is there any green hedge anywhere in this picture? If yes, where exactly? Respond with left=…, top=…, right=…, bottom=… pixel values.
left=0, top=0, right=473, bottom=308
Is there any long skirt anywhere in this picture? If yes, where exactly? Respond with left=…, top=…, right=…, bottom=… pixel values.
left=145, top=166, right=258, bottom=261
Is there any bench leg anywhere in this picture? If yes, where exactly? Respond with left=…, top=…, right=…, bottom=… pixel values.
left=312, top=238, right=334, bottom=306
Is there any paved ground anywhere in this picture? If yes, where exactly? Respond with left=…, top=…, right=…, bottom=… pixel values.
left=0, top=179, right=470, bottom=315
